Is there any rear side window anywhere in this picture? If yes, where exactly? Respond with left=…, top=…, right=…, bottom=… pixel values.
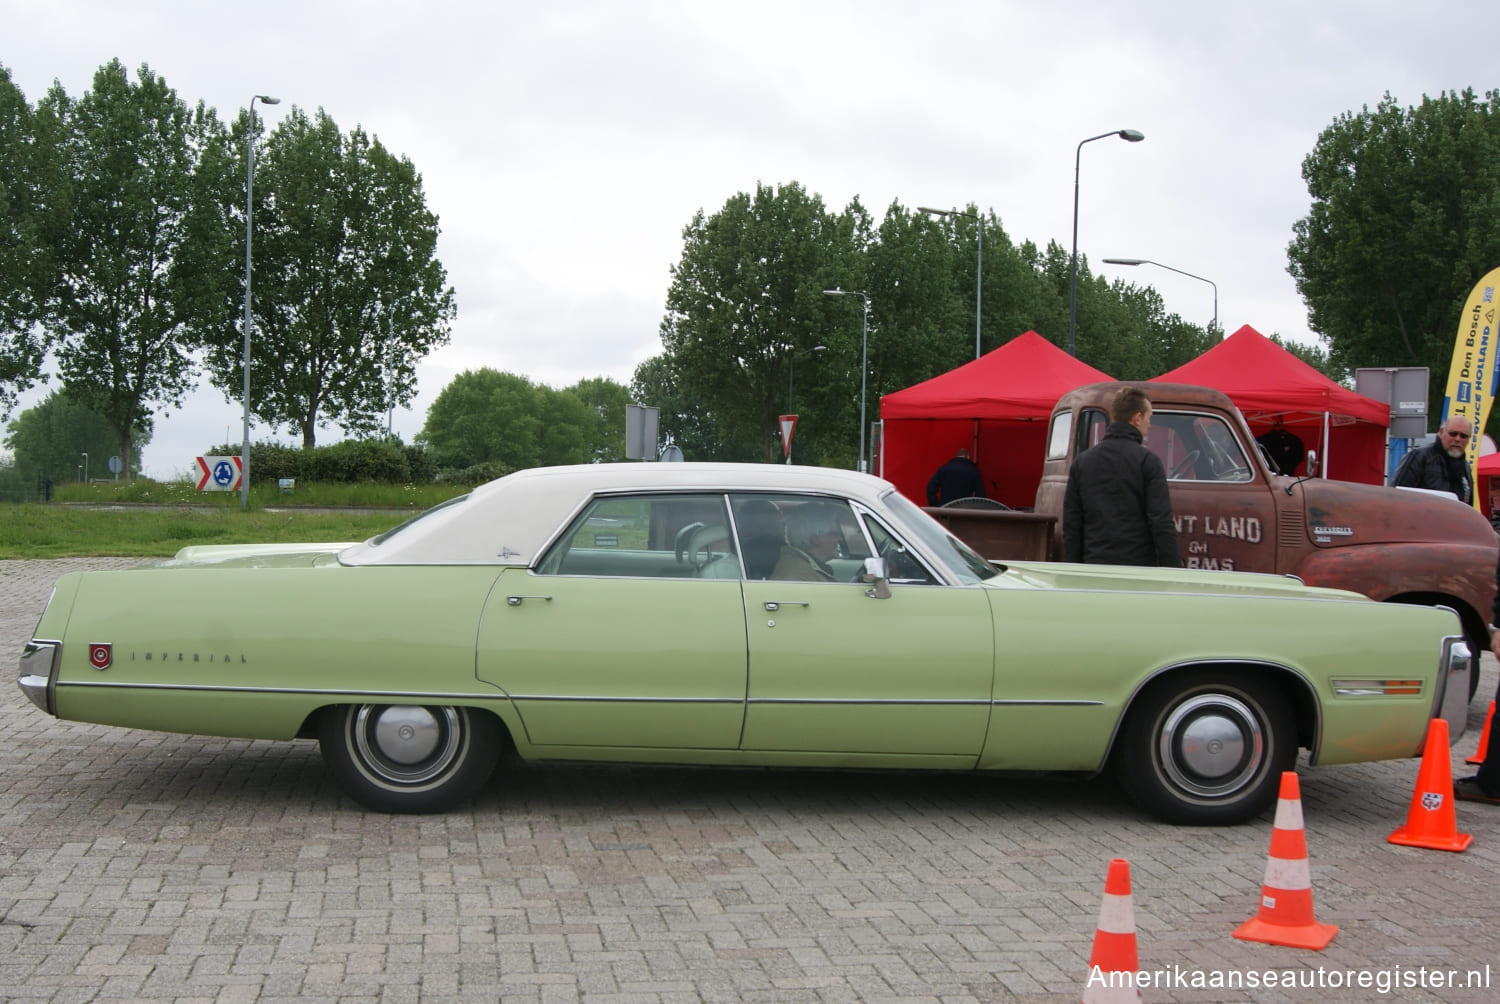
left=536, top=494, right=732, bottom=578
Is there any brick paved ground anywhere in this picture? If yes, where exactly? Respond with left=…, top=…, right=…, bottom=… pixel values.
left=2, top=558, right=1498, bottom=1002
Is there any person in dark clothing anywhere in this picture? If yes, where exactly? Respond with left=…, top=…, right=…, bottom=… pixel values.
left=1062, top=385, right=1183, bottom=567
left=1391, top=415, right=1475, bottom=504
left=926, top=448, right=986, bottom=506
left=1455, top=551, right=1500, bottom=804
left=1256, top=425, right=1304, bottom=476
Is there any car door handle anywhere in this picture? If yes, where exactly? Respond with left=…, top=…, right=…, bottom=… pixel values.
left=506, top=594, right=553, bottom=606
left=763, top=601, right=810, bottom=611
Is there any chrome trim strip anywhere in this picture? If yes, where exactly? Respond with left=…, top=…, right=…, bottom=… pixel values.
left=48, top=683, right=1101, bottom=709
left=55, top=681, right=507, bottom=701
left=511, top=695, right=743, bottom=704
left=991, top=699, right=1104, bottom=707
left=748, top=697, right=987, bottom=706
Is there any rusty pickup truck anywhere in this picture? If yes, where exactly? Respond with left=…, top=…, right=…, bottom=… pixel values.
left=926, top=382, right=1498, bottom=698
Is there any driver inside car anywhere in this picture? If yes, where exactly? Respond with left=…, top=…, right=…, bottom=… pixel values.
left=775, top=503, right=842, bottom=581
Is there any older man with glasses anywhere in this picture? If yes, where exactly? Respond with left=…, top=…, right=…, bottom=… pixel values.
left=1390, top=414, right=1476, bottom=504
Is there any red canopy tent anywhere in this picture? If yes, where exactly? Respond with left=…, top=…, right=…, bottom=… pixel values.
left=878, top=331, right=1112, bottom=508
left=1476, top=451, right=1500, bottom=519
left=1151, top=325, right=1390, bottom=484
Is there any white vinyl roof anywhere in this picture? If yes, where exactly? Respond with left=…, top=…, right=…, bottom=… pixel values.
left=338, top=462, right=899, bottom=567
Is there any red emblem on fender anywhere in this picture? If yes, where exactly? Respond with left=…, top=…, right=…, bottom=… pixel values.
left=89, top=644, right=112, bottom=670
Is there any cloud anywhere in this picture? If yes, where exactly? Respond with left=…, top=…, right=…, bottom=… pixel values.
left=3, top=0, right=1489, bottom=476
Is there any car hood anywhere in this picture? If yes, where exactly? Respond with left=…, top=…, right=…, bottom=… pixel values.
left=1288, top=475, right=1496, bottom=548
left=157, top=542, right=356, bottom=568
left=988, top=560, right=1364, bottom=602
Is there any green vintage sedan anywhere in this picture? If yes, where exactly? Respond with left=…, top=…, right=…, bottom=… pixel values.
left=18, top=463, right=1470, bottom=824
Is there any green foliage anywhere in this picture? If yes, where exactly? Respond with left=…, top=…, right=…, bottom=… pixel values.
left=4, top=389, right=147, bottom=483
left=418, top=368, right=611, bottom=471
left=658, top=182, right=863, bottom=463
left=207, top=437, right=435, bottom=486
left=567, top=376, right=631, bottom=463
left=0, top=63, right=51, bottom=417
left=1289, top=88, right=1500, bottom=418
left=641, top=186, right=1218, bottom=465
left=35, top=60, right=226, bottom=478
left=198, top=106, right=456, bottom=448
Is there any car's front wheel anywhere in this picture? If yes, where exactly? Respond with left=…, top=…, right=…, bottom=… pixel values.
left=318, top=704, right=501, bottom=813
left=1115, top=671, right=1296, bottom=825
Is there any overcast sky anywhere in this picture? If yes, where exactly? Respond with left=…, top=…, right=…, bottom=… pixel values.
left=3, top=0, right=1490, bottom=478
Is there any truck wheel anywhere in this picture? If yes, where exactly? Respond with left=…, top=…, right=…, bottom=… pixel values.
left=1115, top=671, right=1296, bottom=825
left=318, top=704, right=501, bottom=813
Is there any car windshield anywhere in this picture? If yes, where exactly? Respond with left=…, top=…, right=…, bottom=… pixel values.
left=880, top=490, right=999, bottom=584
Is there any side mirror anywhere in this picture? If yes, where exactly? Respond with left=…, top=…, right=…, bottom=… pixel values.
left=862, top=556, right=891, bottom=599
left=1305, top=449, right=1319, bottom=477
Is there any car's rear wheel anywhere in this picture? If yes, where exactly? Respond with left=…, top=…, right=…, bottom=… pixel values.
left=318, top=704, right=501, bottom=813
left=1115, top=671, right=1296, bottom=825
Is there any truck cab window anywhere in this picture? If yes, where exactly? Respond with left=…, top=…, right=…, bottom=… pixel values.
left=1149, top=412, right=1254, bottom=483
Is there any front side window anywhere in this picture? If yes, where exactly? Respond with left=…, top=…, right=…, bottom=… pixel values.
left=729, top=494, right=869, bottom=582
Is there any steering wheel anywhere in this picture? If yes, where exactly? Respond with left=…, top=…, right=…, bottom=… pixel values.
left=1170, top=450, right=1200, bottom=479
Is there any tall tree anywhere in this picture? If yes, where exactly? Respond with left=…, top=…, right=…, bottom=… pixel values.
left=4, top=388, right=146, bottom=484
left=419, top=369, right=593, bottom=472
left=36, top=60, right=224, bottom=478
left=660, top=182, right=862, bottom=463
left=1288, top=89, right=1500, bottom=417
left=629, top=353, right=736, bottom=462
left=202, top=106, right=456, bottom=448
left=0, top=64, right=54, bottom=417
left=566, top=376, right=631, bottom=463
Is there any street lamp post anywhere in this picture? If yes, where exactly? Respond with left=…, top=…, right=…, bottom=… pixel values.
left=242, top=93, right=280, bottom=509
left=1102, top=257, right=1218, bottom=335
left=1069, top=129, right=1145, bottom=357
left=917, top=206, right=982, bottom=359
left=823, top=290, right=871, bottom=472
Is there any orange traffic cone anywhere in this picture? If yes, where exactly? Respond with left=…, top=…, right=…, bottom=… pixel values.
left=1389, top=718, right=1473, bottom=852
left=1465, top=701, right=1493, bottom=766
left=1081, top=858, right=1141, bottom=1003
left=1233, top=771, right=1338, bottom=950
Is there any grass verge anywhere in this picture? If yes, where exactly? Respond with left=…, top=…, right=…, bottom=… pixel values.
left=0, top=504, right=416, bottom=559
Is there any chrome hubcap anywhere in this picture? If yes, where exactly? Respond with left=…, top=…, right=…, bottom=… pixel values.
left=353, top=705, right=464, bottom=785
left=1158, top=694, right=1263, bottom=797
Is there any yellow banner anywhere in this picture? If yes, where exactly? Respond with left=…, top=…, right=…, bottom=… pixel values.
left=1442, top=266, right=1500, bottom=507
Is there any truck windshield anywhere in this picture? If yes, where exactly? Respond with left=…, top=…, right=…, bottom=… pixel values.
left=881, top=490, right=1000, bottom=583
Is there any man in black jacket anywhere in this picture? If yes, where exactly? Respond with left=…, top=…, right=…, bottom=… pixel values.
left=926, top=448, right=986, bottom=506
left=1062, top=386, right=1183, bottom=567
left=1391, top=415, right=1475, bottom=504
